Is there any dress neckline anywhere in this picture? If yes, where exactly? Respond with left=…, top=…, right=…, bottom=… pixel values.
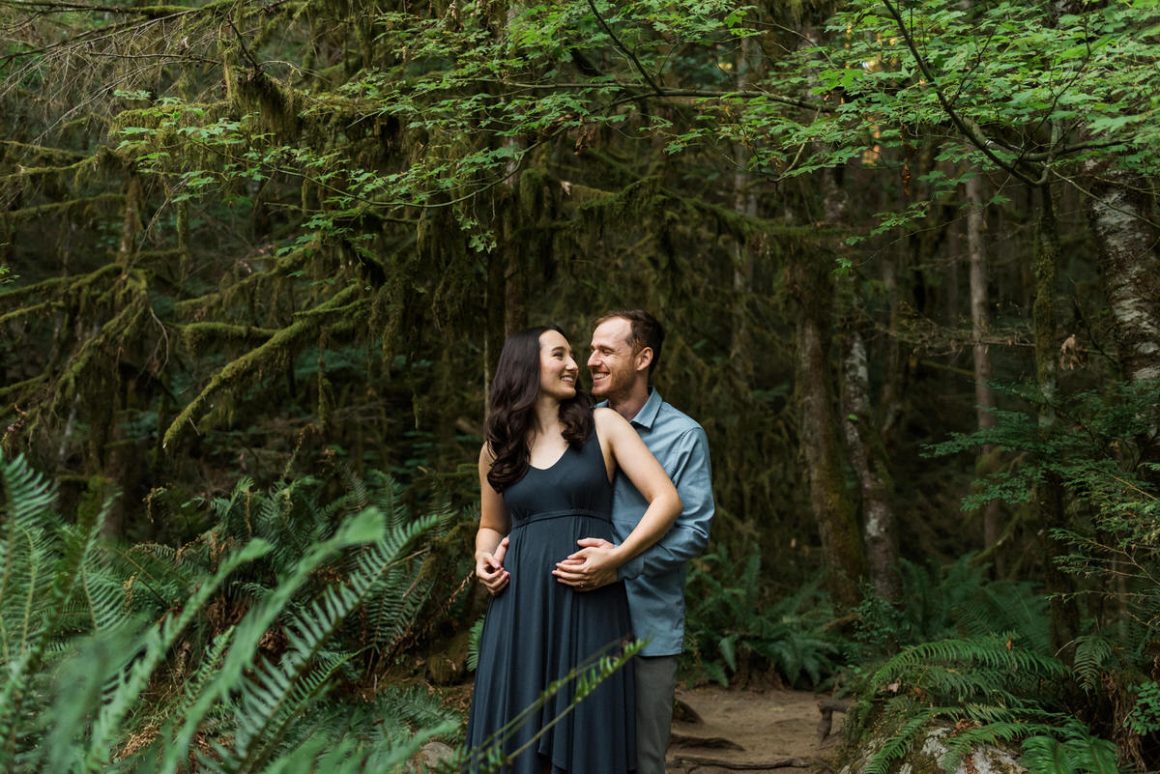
left=528, top=445, right=570, bottom=472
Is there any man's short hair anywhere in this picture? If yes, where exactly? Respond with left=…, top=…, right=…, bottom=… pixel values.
left=596, top=309, right=665, bottom=376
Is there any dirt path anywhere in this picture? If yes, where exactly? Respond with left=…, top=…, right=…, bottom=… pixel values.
left=666, top=686, right=842, bottom=773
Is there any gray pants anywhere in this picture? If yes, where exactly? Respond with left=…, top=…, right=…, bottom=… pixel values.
left=635, top=654, right=679, bottom=774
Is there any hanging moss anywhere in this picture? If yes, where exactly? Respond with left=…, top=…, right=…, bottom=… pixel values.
left=233, top=69, right=304, bottom=140
left=161, top=284, right=363, bottom=449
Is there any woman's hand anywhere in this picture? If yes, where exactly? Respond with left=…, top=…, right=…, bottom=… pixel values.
left=553, top=538, right=618, bottom=591
left=476, top=536, right=510, bottom=595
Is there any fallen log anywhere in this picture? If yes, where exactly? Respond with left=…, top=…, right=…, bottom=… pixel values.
left=816, top=698, right=851, bottom=743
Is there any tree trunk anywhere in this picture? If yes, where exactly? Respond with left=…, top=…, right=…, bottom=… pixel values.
left=484, top=250, right=505, bottom=417
left=791, top=251, right=866, bottom=608
left=1034, top=185, right=1078, bottom=652
left=840, top=316, right=900, bottom=601
left=730, top=36, right=758, bottom=368
left=1085, top=165, right=1160, bottom=384
left=966, top=173, right=1004, bottom=573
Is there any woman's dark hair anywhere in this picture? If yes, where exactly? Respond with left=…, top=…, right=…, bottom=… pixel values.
left=485, top=326, right=593, bottom=491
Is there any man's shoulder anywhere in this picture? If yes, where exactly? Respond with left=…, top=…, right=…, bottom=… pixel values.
left=654, top=400, right=706, bottom=439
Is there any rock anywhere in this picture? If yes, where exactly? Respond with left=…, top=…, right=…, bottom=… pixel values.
left=426, top=628, right=472, bottom=685
left=841, top=726, right=1025, bottom=774
left=416, top=740, right=457, bottom=771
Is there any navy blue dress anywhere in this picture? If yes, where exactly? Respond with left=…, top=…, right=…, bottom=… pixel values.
left=465, top=429, right=637, bottom=773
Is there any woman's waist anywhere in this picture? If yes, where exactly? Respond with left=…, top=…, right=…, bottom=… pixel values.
left=509, top=508, right=613, bottom=529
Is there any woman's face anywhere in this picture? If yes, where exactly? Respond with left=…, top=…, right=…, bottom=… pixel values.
left=538, top=329, right=579, bottom=401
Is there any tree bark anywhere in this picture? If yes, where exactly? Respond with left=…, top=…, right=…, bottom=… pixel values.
left=730, top=36, right=758, bottom=369
left=1085, top=165, right=1160, bottom=384
left=966, top=173, right=1004, bottom=573
left=790, top=251, right=866, bottom=608
left=840, top=317, right=900, bottom=601
left=1034, top=185, right=1078, bottom=652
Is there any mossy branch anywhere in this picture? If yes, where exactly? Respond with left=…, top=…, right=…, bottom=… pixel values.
left=0, top=375, right=47, bottom=403
left=1, top=193, right=124, bottom=222
left=0, top=155, right=100, bottom=181
left=162, top=285, right=363, bottom=450
left=176, top=322, right=279, bottom=349
left=0, top=263, right=121, bottom=304
left=47, top=291, right=149, bottom=414
left=0, top=140, right=87, bottom=160
left=0, top=301, right=56, bottom=326
left=173, top=245, right=311, bottom=316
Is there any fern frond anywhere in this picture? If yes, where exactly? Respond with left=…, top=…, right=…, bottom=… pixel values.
left=870, top=634, right=1066, bottom=696
left=1073, top=634, right=1114, bottom=693
left=213, top=510, right=443, bottom=773
left=466, top=616, right=485, bottom=672
left=0, top=453, right=108, bottom=772
left=158, top=507, right=388, bottom=774
left=863, top=709, right=937, bottom=774
left=79, top=539, right=273, bottom=771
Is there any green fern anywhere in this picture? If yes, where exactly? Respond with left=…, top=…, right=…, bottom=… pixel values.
left=204, top=509, right=445, bottom=773
left=684, top=546, right=839, bottom=687
left=851, top=631, right=1121, bottom=773
left=0, top=452, right=114, bottom=771
left=1021, top=722, right=1121, bottom=774
left=1073, top=634, right=1115, bottom=693
left=1, top=457, right=461, bottom=774
left=863, top=705, right=938, bottom=774
left=466, top=616, right=485, bottom=672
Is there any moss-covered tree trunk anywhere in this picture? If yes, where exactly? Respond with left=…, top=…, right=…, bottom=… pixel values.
left=1034, top=185, right=1078, bottom=652
left=966, top=172, right=1003, bottom=573
left=790, top=249, right=865, bottom=607
left=840, top=311, right=900, bottom=602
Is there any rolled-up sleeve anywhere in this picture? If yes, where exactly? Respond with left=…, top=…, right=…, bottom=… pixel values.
left=619, top=426, right=714, bottom=581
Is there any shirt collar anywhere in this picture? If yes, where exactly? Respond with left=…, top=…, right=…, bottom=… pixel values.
left=596, top=388, right=663, bottom=429
left=627, top=388, right=663, bottom=430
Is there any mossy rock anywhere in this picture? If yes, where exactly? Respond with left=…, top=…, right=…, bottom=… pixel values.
left=426, top=626, right=472, bottom=686
left=841, top=726, right=1024, bottom=774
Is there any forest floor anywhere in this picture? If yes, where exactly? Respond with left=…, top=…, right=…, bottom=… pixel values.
left=666, top=685, right=843, bottom=773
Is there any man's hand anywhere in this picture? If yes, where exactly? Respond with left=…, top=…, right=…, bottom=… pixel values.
left=476, top=536, right=510, bottom=595
left=553, top=537, right=618, bottom=592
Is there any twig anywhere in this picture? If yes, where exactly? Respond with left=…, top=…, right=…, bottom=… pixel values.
left=585, top=0, right=664, bottom=96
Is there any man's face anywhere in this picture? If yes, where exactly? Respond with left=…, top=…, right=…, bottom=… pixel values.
left=588, top=317, right=642, bottom=401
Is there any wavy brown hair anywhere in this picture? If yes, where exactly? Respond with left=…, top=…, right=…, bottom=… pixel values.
left=485, top=326, right=593, bottom=491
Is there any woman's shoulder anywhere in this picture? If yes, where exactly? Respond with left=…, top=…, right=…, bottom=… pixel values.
left=593, top=406, right=630, bottom=433
left=478, top=442, right=496, bottom=464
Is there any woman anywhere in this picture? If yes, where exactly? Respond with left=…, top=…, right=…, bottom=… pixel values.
left=465, top=326, right=681, bottom=773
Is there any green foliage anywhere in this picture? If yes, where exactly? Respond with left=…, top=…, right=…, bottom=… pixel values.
left=844, top=559, right=1126, bottom=772
left=684, top=545, right=839, bottom=688
left=1125, top=681, right=1160, bottom=737
left=466, top=616, right=486, bottom=673
left=929, top=380, right=1160, bottom=666
left=1020, top=722, right=1121, bottom=774
left=841, top=379, right=1160, bottom=767
left=849, top=633, right=1113, bottom=773
left=851, top=555, right=1051, bottom=658
left=0, top=452, right=456, bottom=773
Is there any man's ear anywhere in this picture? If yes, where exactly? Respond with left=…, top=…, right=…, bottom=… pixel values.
left=634, top=346, right=654, bottom=373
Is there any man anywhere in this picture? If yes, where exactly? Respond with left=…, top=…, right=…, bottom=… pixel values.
left=554, top=310, right=715, bottom=774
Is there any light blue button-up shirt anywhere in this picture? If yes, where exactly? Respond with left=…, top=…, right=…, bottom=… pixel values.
left=608, top=389, right=715, bottom=657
